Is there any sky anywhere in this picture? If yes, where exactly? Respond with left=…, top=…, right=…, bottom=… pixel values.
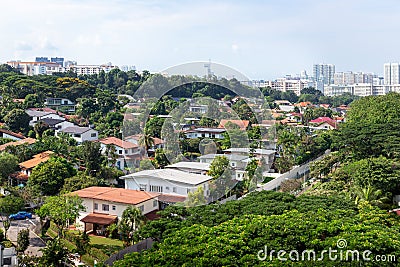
left=2, top=0, right=400, bottom=80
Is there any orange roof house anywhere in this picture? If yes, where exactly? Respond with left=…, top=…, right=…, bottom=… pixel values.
left=19, top=151, right=54, bottom=170
left=0, top=138, right=36, bottom=152
left=218, top=119, right=249, bottom=130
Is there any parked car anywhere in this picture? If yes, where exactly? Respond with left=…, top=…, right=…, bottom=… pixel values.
left=9, top=211, right=32, bottom=220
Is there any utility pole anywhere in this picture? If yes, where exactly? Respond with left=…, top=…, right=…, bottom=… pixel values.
left=0, top=244, right=3, bottom=267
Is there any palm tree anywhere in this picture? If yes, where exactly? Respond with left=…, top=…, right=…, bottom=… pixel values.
left=118, top=206, right=145, bottom=246
left=352, top=184, right=389, bottom=206
left=138, top=133, right=154, bottom=151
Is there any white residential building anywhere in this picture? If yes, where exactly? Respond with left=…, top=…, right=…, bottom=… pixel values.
left=189, top=105, right=208, bottom=114
left=184, top=127, right=226, bottom=139
left=121, top=169, right=212, bottom=197
left=264, top=78, right=305, bottom=96
left=71, top=187, right=159, bottom=235
left=56, top=126, right=98, bottom=144
left=67, top=64, right=118, bottom=75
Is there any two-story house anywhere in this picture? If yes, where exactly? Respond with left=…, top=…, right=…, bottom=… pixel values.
left=98, top=137, right=141, bottom=170
left=121, top=169, right=212, bottom=198
left=71, top=186, right=159, bottom=235
left=45, top=97, right=76, bottom=113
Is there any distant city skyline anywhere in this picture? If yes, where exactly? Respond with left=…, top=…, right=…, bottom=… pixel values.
left=2, top=0, right=400, bottom=79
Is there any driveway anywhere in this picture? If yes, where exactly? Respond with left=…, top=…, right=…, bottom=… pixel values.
left=6, top=215, right=46, bottom=256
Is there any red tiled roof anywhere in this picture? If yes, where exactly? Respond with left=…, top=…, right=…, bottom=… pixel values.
left=0, top=129, right=26, bottom=140
left=9, top=172, right=29, bottom=181
left=19, top=151, right=53, bottom=170
left=294, top=102, right=312, bottom=107
left=309, top=117, right=335, bottom=124
left=144, top=209, right=160, bottom=221
left=0, top=138, right=36, bottom=151
left=81, top=213, right=117, bottom=225
left=218, top=119, right=249, bottom=130
left=158, top=194, right=187, bottom=203
left=70, top=186, right=159, bottom=205
left=98, top=137, right=137, bottom=149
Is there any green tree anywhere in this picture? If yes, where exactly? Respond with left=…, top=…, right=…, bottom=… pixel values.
left=36, top=195, right=85, bottom=237
left=0, top=152, right=19, bottom=183
left=28, top=157, right=76, bottom=196
left=77, top=141, right=104, bottom=176
left=118, top=206, right=146, bottom=247
left=4, top=108, right=30, bottom=133
left=0, top=195, right=25, bottom=215
left=40, top=238, right=69, bottom=267
left=17, top=228, right=30, bottom=254
left=74, top=231, right=91, bottom=261
left=185, top=186, right=207, bottom=207
left=208, top=156, right=229, bottom=179
left=61, top=172, right=101, bottom=193
left=139, top=159, right=154, bottom=170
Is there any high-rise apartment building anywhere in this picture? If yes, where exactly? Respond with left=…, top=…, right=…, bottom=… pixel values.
left=313, top=64, right=335, bottom=84
left=384, top=63, right=400, bottom=85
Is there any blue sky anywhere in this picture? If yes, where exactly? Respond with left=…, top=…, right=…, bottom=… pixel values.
left=2, top=0, right=400, bottom=79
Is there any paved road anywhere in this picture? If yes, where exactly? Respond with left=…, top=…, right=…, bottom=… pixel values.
left=4, top=215, right=46, bottom=256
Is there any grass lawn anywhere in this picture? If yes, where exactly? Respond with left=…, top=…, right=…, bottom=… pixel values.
left=90, top=235, right=123, bottom=247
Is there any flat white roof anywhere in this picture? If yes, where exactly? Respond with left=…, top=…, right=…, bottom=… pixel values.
left=165, top=162, right=210, bottom=171
left=121, top=169, right=212, bottom=185
left=224, top=148, right=276, bottom=155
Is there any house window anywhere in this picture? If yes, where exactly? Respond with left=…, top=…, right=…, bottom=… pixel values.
left=91, top=133, right=97, bottom=137
left=153, top=200, right=158, bottom=207
left=94, top=203, right=98, bottom=210
left=138, top=205, right=144, bottom=212
left=74, top=134, right=81, bottom=137
left=119, top=150, right=123, bottom=155
left=187, top=188, right=191, bottom=194
left=125, top=150, right=128, bottom=154
left=112, top=205, right=116, bottom=211
left=149, top=185, right=163, bottom=193
left=231, top=162, right=236, bottom=167
left=102, top=204, right=109, bottom=211
left=173, top=187, right=177, bottom=193
left=139, top=184, right=147, bottom=191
